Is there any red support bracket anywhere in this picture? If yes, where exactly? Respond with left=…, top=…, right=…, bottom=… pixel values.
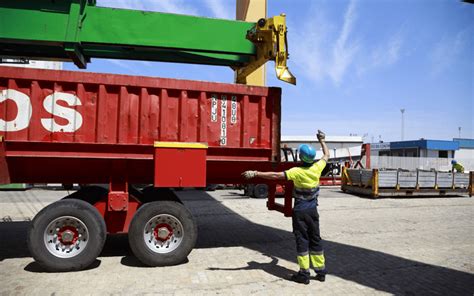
left=108, top=160, right=129, bottom=212
left=108, top=190, right=129, bottom=211
left=266, top=182, right=293, bottom=217
left=266, top=184, right=277, bottom=210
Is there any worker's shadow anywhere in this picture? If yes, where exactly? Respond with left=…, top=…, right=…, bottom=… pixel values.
left=207, top=253, right=294, bottom=281
left=185, top=190, right=474, bottom=295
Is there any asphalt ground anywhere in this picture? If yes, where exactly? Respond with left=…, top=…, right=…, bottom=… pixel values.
left=0, top=187, right=473, bottom=295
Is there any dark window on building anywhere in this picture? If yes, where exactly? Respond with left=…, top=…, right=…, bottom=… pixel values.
left=405, top=148, right=418, bottom=157
left=439, top=151, right=448, bottom=158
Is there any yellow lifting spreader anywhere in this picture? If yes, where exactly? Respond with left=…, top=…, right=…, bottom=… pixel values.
left=235, top=14, right=296, bottom=85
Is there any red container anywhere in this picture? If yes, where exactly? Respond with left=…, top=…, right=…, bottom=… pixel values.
left=0, top=67, right=282, bottom=185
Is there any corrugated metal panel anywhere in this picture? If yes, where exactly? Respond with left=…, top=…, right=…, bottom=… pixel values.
left=454, top=174, right=469, bottom=188
left=0, top=67, right=281, bottom=162
left=437, top=172, right=453, bottom=188
left=347, top=169, right=361, bottom=184
left=378, top=170, right=398, bottom=188
left=398, top=171, right=417, bottom=188
left=360, top=170, right=372, bottom=186
left=417, top=171, right=436, bottom=188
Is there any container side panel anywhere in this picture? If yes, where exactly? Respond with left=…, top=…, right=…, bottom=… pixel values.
left=261, top=96, right=271, bottom=148
left=138, top=87, right=160, bottom=144
left=182, top=91, right=199, bottom=143
left=80, top=83, right=99, bottom=143
left=226, top=94, right=240, bottom=147
left=198, top=92, right=207, bottom=143
left=0, top=67, right=282, bottom=169
left=247, top=96, right=260, bottom=148
left=96, top=85, right=120, bottom=144
left=118, top=86, right=140, bottom=144
left=163, top=89, right=179, bottom=142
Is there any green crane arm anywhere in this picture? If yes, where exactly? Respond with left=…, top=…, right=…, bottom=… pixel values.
left=0, top=0, right=295, bottom=84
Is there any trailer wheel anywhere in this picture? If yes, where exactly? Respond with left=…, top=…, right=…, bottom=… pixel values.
left=128, top=201, right=197, bottom=266
left=27, top=199, right=106, bottom=271
left=253, top=184, right=269, bottom=199
left=244, top=184, right=253, bottom=197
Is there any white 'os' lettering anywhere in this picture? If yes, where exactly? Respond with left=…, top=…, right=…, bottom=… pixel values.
left=41, top=92, right=83, bottom=132
left=0, top=89, right=32, bottom=132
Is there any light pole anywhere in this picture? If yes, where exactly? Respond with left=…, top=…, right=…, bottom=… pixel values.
left=400, top=108, right=405, bottom=141
left=458, top=126, right=461, bottom=138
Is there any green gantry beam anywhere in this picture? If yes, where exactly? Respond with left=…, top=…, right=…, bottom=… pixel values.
left=0, top=0, right=256, bottom=68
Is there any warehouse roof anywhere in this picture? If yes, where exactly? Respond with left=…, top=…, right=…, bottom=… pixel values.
left=281, top=136, right=363, bottom=143
left=390, top=139, right=459, bottom=151
left=453, top=138, right=474, bottom=149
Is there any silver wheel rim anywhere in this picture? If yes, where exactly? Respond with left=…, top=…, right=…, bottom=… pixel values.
left=43, top=216, right=89, bottom=258
left=143, top=214, right=184, bottom=254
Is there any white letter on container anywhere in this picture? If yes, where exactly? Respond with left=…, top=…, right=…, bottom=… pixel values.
left=0, top=89, right=32, bottom=132
left=41, top=92, right=83, bottom=132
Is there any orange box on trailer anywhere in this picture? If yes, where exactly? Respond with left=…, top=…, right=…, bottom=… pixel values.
left=0, top=66, right=282, bottom=185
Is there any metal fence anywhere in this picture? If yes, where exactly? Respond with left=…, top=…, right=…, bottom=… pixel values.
left=370, top=156, right=474, bottom=172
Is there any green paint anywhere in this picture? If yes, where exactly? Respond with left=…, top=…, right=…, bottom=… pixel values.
left=0, top=183, right=30, bottom=190
left=0, top=0, right=256, bottom=68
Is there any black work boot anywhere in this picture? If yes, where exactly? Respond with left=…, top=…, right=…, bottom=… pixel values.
left=315, top=273, right=326, bottom=282
left=291, top=270, right=310, bottom=285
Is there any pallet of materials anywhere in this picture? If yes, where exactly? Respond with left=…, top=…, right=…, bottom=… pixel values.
left=341, top=168, right=473, bottom=198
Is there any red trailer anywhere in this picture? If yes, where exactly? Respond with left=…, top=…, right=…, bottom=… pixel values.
left=0, top=66, right=294, bottom=271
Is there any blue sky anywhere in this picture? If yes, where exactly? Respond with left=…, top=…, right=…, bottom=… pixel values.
left=64, top=0, right=473, bottom=143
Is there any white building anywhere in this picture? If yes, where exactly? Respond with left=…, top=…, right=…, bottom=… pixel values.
left=281, top=135, right=363, bottom=161
left=1, top=59, right=62, bottom=70
left=453, top=138, right=474, bottom=159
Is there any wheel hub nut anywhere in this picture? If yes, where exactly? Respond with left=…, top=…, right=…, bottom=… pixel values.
left=61, top=230, right=75, bottom=243
left=157, top=227, right=170, bottom=240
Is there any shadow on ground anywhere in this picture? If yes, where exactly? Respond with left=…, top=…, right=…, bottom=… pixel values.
left=1, top=190, right=473, bottom=295
left=23, top=260, right=102, bottom=273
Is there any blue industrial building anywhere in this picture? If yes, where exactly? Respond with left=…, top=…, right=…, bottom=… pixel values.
left=371, top=139, right=473, bottom=159
left=453, top=138, right=474, bottom=159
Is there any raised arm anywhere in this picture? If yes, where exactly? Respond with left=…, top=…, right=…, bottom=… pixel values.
left=317, top=130, right=330, bottom=162
left=242, top=170, right=286, bottom=180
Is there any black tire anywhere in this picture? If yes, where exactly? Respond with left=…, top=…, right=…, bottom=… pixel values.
left=244, top=184, right=254, bottom=197
left=128, top=201, right=197, bottom=266
left=27, top=199, right=106, bottom=272
left=253, top=184, right=269, bottom=199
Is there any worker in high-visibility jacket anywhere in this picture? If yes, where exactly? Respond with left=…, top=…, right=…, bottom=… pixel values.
left=452, top=160, right=465, bottom=173
left=242, top=130, right=330, bottom=284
